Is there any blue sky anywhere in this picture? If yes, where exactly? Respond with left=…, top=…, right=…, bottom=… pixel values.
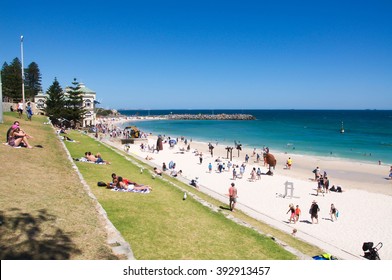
left=1, top=0, right=391, bottom=110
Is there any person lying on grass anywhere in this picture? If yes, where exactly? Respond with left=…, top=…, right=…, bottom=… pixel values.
left=86, top=152, right=111, bottom=164
left=107, top=173, right=146, bottom=189
left=115, top=176, right=152, bottom=192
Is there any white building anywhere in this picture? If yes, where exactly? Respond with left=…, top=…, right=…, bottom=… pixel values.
left=34, top=82, right=97, bottom=127
left=73, top=83, right=96, bottom=127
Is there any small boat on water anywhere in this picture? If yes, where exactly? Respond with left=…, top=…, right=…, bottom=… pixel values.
left=340, top=121, right=345, bottom=133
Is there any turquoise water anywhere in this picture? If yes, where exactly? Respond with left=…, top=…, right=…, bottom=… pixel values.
left=118, top=110, right=392, bottom=164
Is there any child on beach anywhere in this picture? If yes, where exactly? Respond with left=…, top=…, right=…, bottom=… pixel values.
left=295, top=205, right=301, bottom=222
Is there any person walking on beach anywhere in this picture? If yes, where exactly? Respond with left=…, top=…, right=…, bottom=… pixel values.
left=232, top=168, right=237, bottom=180
left=295, top=205, right=301, bottom=222
left=228, top=183, right=238, bottom=212
left=227, top=161, right=232, bottom=172
left=323, top=176, right=330, bottom=193
left=249, top=167, right=257, bottom=182
left=239, top=164, right=245, bottom=178
left=330, top=204, right=338, bottom=222
left=310, top=201, right=320, bottom=224
left=286, top=203, right=296, bottom=224
left=199, top=152, right=203, bottom=165
left=389, top=166, right=392, bottom=180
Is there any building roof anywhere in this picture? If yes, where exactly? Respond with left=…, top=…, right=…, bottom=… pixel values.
left=78, top=83, right=96, bottom=94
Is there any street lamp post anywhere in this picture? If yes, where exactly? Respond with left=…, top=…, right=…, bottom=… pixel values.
left=0, top=70, right=3, bottom=123
left=20, top=35, right=25, bottom=111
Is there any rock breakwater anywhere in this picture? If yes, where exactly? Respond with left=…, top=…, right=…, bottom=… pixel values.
left=167, top=113, right=255, bottom=120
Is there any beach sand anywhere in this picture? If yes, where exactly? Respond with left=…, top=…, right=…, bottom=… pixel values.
left=99, top=123, right=392, bottom=260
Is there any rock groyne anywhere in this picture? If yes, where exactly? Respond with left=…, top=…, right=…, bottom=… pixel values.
left=167, top=113, right=255, bottom=120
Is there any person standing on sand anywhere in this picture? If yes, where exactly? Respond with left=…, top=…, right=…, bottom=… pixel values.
left=313, top=166, right=320, bottom=181
left=310, top=201, right=320, bottom=224
left=199, top=152, right=203, bottom=164
left=228, top=183, right=238, bottom=212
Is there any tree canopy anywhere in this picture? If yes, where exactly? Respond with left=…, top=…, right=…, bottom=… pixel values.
left=44, top=77, right=65, bottom=125
left=1, top=58, right=42, bottom=102
left=64, top=78, right=88, bottom=128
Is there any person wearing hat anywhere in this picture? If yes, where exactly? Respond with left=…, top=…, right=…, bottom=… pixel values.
left=310, top=200, right=320, bottom=224
left=8, top=125, right=33, bottom=148
left=228, top=183, right=238, bottom=212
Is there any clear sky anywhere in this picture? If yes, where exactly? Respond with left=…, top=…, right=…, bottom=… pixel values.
left=1, top=0, right=391, bottom=110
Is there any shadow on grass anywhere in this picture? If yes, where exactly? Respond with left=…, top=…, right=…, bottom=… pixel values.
left=219, top=206, right=232, bottom=211
left=0, top=208, right=81, bottom=259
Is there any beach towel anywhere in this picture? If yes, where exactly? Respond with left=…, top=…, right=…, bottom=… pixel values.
left=111, top=187, right=150, bottom=194
left=74, top=157, right=107, bottom=164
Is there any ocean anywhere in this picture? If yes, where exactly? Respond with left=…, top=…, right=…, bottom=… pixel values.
left=118, top=110, right=392, bottom=165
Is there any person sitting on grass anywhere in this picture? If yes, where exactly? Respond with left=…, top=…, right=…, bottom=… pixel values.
left=6, top=121, right=33, bottom=142
left=8, top=126, right=33, bottom=148
left=115, top=176, right=152, bottom=192
left=153, top=167, right=163, bottom=176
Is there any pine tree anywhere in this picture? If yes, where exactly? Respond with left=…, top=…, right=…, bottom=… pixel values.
left=25, top=62, right=42, bottom=99
left=44, top=78, right=65, bottom=125
left=1, top=58, right=23, bottom=101
left=64, top=78, right=87, bottom=128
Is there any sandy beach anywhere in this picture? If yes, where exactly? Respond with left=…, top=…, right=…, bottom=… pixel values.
left=98, top=119, right=392, bottom=260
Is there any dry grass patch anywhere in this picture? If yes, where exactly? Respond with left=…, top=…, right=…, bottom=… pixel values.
left=0, top=113, right=116, bottom=259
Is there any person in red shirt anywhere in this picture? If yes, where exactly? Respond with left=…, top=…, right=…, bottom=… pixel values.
left=228, top=183, right=238, bottom=212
